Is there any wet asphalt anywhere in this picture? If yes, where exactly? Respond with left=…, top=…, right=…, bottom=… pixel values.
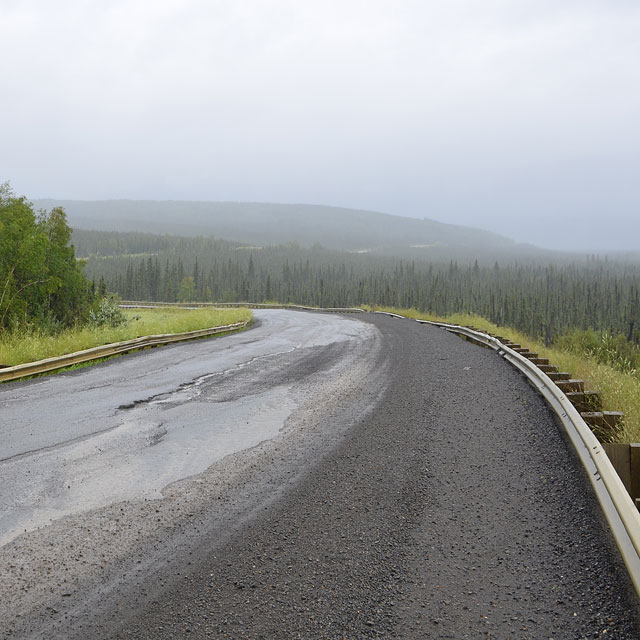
left=0, top=310, right=372, bottom=546
left=3, top=312, right=639, bottom=638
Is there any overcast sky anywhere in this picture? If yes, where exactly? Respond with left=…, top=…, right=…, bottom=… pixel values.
left=1, top=1, right=639, bottom=251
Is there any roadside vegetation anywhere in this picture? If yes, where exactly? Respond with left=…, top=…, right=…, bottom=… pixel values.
left=368, top=306, right=640, bottom=443
left=0, top=304, right=251, bottom=367
left=0, top=184, right=252, bottom=371
left=1, top=183, right=94, bottom=331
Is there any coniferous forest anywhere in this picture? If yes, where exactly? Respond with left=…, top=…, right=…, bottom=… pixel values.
left=74, top=229, right=640, bottom=347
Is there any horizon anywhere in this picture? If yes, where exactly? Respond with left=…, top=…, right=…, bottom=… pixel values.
left=3, top=2, right=640, bottom=252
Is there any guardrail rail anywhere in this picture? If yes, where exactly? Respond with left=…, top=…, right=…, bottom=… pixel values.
left=0, top=321, right=248, bottom=383
left=120, top=301, right=366, bottom=313
left=372, top=311, right=640, bottom=599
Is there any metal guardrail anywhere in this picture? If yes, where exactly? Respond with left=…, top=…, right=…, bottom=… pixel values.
left=121, top=301, right=366, bottom=313
left=0, top=304, right=365, bottom=384
left=406, top=316, right=640, bottom=598
left=373, top=309, right=640, bottom=595
left=0, top=321, right=248, bottom=383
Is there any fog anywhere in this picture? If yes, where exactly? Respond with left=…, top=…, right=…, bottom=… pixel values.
left=1, top=1, right=639, bottom=251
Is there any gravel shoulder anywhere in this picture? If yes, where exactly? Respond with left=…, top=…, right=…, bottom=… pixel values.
left=2, top=312, right=639, bottom=639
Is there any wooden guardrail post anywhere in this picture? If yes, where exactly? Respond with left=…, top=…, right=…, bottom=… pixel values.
left=603, top=443, right=640, bottom=511
left=581, top=412, right=624, bottom=443
left=632, top=445, right=640, bottom=511
left=565, top=390, right=602, bottom=413
left=603, top=444, right=632, bottom=496
left=555, top=379, right=585, bottom=393
left=547, top=371, right=571, bottom=381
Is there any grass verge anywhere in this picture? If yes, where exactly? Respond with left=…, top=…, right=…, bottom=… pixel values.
left=367, top=305, right=640, bottom=443
left=0, top=307, right=252, bottom=368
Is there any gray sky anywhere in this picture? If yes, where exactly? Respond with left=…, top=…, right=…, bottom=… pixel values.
left=2, top=1, right=639, bottom=251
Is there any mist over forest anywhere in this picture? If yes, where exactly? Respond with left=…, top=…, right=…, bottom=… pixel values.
left=42, top=198, right=600, bottom=264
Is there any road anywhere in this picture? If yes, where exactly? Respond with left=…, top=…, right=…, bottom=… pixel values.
left=1, top=310, right=638, bottom=638
left=0, top=310, right=376, bottom=546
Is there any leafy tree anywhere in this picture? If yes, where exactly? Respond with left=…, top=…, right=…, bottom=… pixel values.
left=0, top=183, right=93, bottom=330
left=38, top=206, right=92, bottom=326
left=1, top=183, right=48, bottom=328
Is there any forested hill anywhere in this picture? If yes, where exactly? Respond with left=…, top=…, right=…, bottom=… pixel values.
left=35, top=199, right=531, bottom=260
left=74, top=228, right=640, bottom=346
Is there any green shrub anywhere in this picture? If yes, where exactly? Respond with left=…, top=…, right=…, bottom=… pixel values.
left=88, top=296, right=128, bottom=328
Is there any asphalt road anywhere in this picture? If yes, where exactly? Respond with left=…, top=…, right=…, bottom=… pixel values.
left=1, top=311, right=638, bottom=638
left=0, top=310, right=374, bottom=547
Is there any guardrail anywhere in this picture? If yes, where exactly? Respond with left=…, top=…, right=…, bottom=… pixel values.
left=120, top=301, right=366, bottom=313
left=0, top=321, right=248, bottom=383
left=381, top=313, right=640, bottom=598
left=0, top=303, right=366, bottom=384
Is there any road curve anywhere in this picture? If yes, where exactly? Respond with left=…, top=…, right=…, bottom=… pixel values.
left=0, top=310, right=376, bottom=546
left=1, top=311, right=638, bottom=638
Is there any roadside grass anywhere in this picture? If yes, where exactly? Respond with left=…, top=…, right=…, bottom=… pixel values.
left=0, top=307, right=252, bottom=368
left=367, top=305, right=640, bottom=443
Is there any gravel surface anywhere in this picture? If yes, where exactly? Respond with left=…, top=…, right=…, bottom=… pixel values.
left=2, top=312, right=638, bottom=639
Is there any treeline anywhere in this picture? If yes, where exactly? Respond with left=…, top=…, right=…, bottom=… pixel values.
left=75, top=229, right=640, bottom=346
left=0, top=185, right=94, bottom=331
